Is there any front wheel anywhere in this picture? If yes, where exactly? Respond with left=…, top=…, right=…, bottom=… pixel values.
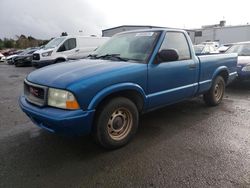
left=93, top=97, right=139, bottom=149
left=55, top=59, right=65, bottom=64
left=203, top=76, right=225, bottom=106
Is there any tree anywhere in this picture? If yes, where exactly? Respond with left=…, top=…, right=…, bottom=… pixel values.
left=0, top=39, right=3, bottom=50
left=0, top=35, right=49, bottom=49
left=3, top=38, right=14, bottom=48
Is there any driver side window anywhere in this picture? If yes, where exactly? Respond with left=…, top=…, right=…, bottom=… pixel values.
left=57, top=38, right=76, bottom=52
left=159, top=32, right=191, bottom=60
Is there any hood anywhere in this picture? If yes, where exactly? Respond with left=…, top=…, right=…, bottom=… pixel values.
left=15, top=54, right=32, bottom=60
left=26, top=59, right=145, bottom=89
left=238, top=56, right=250, bottom=65
left=6, top=54, right=18, bottom=59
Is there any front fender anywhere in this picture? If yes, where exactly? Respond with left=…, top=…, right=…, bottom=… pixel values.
left=87, top=83, right=147, bottom=110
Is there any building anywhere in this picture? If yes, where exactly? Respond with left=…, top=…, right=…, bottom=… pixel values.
left=192, top=22, right=250, bottom=44
left=102, top=22, right=250, bottom=45
left=102, top=25, right=166, bottom=37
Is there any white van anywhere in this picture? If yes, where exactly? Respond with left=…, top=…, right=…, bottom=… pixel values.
left=32, top=36, right=109, bottom=67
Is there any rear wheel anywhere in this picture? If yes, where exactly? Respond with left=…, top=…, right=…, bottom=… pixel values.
left=93, top=97, right=139, bottom=149
left=203, top=76, right=225, bottom=106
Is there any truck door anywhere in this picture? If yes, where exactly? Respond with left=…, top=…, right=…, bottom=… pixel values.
left=147, top=31, right=198, bottom=109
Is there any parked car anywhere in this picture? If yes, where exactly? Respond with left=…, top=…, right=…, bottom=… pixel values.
left=7, top=48, right=37, bottom=65
left=194, top=44, right=218, bottom=55
left=14, top=47, right=41, bottom=67
left=0, top=53, right=6, bottom=62
left=217, top=44, right=233, bottom=53
left=6, top=54, right=19, bottom=65
left=1, top=49, right=24, bottom=57
left=32, top=36, right=109, bottom=68
left=225, top=41, right=250, bottom=81
left=19, top=29, right=237, bottom=149
left=201, top=41, right=220, bottom=49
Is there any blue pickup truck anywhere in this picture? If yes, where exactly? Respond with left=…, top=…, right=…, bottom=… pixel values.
left=19, top=29, right=238, bottom=149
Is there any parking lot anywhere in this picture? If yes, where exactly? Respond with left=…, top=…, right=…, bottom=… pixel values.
left=0, top=63, right=250, bottom=187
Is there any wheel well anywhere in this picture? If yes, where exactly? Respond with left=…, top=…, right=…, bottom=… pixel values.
left=55, top=58, right=66, bottom=63
left=95, top=90, right=145, bottom=113
left=217, top=70, right=229, bottom=83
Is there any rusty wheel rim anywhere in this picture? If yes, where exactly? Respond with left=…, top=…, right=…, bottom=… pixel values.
left=107, top=107, right=132, bottom=141
left=214, top=81, right=224, bottom=101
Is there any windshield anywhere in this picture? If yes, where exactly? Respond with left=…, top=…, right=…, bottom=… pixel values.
left=27, top=49, right=37, bottom=54
left=93, top=31, right=160, bottom=62
left=44, top=37, right=66, bottom=50
left=194, top=45, right=204, bottom=53
left=226, top=43, right=250, bottom=56
left=19, top=48, right=31, bottom=55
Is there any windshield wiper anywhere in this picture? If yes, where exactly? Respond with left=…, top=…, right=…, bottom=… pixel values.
left=96, top=54, right=129, bottom=61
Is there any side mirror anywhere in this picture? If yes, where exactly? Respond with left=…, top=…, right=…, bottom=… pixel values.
left=157, top=49, right=179, bottom=63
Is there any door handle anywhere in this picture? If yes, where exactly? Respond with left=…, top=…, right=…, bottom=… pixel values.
left=75, top=49, right=80, bottom=52
left=188, top=63, right=197, bottom=69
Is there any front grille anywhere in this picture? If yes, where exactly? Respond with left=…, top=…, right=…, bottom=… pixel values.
left=33, top=53, right=40, bottom=60
left=24, top=80, right=47, bottom=106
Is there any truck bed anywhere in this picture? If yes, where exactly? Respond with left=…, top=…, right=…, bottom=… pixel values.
left=197, top=53, right=238, bottom=93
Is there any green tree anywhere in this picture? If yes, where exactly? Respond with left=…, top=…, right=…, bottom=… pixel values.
left=3, top=38, right=15, bottom=48
left=0, top=39, right=3, bottom=50
left=0, top=35, right=50, bottom=50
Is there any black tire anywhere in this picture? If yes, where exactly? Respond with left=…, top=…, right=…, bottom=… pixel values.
left=55, top=59, right=65, bottom=64
left=93, top=97, right=139, bottom=149
left=203, top=76, right=225, bottom=106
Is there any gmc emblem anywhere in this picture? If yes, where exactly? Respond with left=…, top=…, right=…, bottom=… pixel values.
left=29, top=87, right=39, bottom=97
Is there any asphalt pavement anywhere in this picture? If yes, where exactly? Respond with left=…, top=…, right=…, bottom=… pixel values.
left=0, top=63, right=250, bottom=188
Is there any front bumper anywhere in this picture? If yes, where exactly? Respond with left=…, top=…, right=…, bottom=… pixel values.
left=32, top=59, right=55, bottom=68
left=7, top=58, right=15, bottom=65
left=237, top=65, right=250, bottom=81
left=19, top=95, right=95, bottom=136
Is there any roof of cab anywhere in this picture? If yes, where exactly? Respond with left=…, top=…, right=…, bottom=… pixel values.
left=116, top=28, right=188, bottom=35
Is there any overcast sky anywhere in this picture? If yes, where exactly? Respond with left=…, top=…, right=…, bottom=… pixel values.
left=0, top=0, right=250, bottom=39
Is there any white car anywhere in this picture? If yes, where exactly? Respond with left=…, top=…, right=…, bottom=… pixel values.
left=217, top=44, right=233, bottom=53
left=0, top=53, right=6, bottom=62
left=194, top=44, right=218, bottom=54
left=6, top=54, right=19, bottom=64
left=201, top=41, right=220, bottom=49
left=32, top=35, right=109, bottom=68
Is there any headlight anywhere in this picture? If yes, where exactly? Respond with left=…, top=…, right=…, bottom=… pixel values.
left=242, top=64, right=250, bottom=72
left=42, top=51, right=53, bottom=57
left=48, top=88, right=80, bottom=110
